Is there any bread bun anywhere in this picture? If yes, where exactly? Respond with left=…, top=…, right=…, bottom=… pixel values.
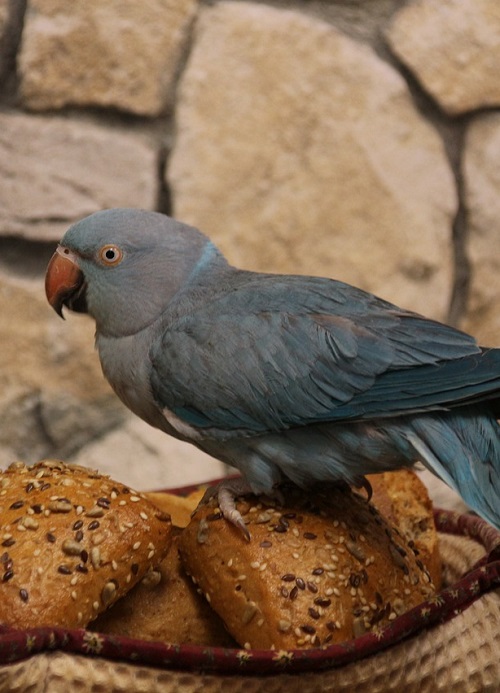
left=178, top=483, right=436, bottom=649
left=0, top=460, right=172, bottom=629
left=368, top=470, right=442, bottom=588
left=92, top=530, right=237, bottom=647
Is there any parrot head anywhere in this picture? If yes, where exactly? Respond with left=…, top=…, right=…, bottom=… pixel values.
left=45, top=208, right=223, bottom=337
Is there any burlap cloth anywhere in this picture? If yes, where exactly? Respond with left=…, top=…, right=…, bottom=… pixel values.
left=0, top=510, right=499, bottom=693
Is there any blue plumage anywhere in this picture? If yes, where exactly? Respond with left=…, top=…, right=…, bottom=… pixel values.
left=45, top=208, right=500, bottom=529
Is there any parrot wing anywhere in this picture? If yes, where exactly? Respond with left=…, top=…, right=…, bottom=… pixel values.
left=149, top=274, right=495, bottom=435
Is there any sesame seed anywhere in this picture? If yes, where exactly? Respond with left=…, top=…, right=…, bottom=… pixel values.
left=132, top=541, right=141, bottom=550
left=19, top=589, right=29, bottom=602
left=129, top=496, right=140, bottom=503
left=46, top=533, right=56, bottom=543
left=101, top=581, right=117, bottom=605
left=140, top=512, right=148, bottom=521
left=71, top=591, right=77, bottom=601
left=70, top=576, right=78, bottom=586
left=90, top=547, right=101, bottom=568
left=281, top=573, right=296, bottom=582
left=58, top=565, right=72, bottom=575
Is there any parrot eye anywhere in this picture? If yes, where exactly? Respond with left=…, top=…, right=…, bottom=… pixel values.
left=98, top=244, right=123, bottom=266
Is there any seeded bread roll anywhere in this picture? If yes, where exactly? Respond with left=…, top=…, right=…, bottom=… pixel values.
left=91, top=530, right=237, bottom=647
left=0, top=460, right=172, bottom=629
left=178, top=484, right=436, bottom=650
left=368, top=470, right=442, bottom=588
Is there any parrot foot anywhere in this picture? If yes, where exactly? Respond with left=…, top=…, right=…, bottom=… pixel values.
left=201, top=477, right=255, bottom=541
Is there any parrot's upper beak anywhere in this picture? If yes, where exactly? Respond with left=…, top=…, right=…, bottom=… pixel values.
left=45, top=246, right=87, bottom=318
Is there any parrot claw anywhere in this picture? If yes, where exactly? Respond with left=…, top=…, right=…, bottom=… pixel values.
left=201, top=477, right=254, bottom=541
left=354, top=476, right=373, bottom=502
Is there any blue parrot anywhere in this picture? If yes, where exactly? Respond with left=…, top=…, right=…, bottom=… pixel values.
left=45, top=208, right=500, bottom=533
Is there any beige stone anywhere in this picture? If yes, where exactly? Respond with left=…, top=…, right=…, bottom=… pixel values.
left=387, top=0, right=500, bottom=115
left=0, top=274, right=124, bottom=467
left=0, top=0, right=12, bottom=84
left=462, top=114, right=500, bottom=345
left=0, top=111, right=156, bottom=241
left=19, top=0, right=197, bottom=116
left=0, top=0, right=8, bottom=41
left=0, top=273, right=225, bottom=488
left=168, top=2, right=456, bottom=320
left=70, top=417, right=228, bottom=491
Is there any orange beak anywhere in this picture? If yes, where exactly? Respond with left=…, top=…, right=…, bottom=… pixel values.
left=45, top=246, right=86, bottom=317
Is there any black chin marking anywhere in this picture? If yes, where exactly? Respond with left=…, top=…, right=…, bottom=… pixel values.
left=66, top=281, right=88, bottom=314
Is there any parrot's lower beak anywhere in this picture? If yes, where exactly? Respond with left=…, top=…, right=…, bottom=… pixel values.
left=45, top=246, right=87, bottom=318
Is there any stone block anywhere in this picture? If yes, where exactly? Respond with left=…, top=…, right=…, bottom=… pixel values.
left=168, top=2, right=456, bottom=321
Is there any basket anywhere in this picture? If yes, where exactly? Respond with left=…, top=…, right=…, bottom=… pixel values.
left=0, top=505, right=499, bottom=693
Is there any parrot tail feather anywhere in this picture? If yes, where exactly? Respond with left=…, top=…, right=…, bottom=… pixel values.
left=404, top=405, right=500, bottom=530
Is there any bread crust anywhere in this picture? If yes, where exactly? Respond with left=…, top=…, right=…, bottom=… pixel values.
left=0, top=460, right=172, bottom=629
left=92, top=530, right=236, bottom=647
left=179, top=483, right=436, bottom=649
left=369, top=470, right=442, bottom=588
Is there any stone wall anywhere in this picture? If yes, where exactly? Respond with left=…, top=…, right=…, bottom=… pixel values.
left=0, top=0, right=499, bottom=498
